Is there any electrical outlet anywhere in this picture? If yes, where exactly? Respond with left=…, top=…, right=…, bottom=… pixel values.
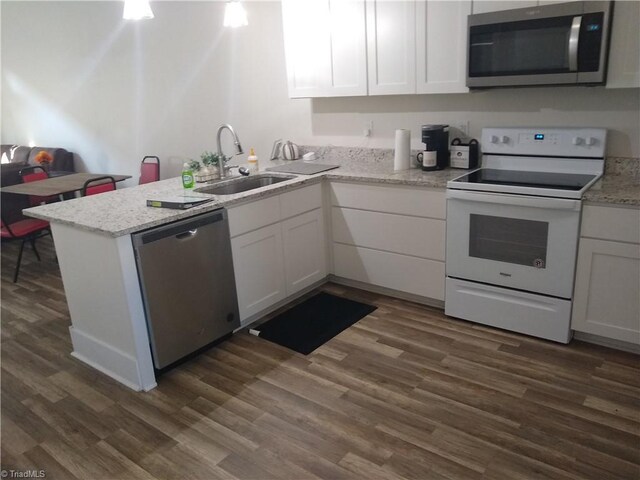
left=363, top=120, right=373, bottom=137
left=453, top=121, right=469, bottom=137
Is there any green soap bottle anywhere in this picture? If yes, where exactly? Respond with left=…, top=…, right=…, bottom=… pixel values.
left=182, top=162, right=194, bottom=189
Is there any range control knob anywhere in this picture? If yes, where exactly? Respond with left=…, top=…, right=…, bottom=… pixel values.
left=572, top=136, right=584, bottom=145
left=500, top=135, right=509, bottom=144
left=489, top=135, right=499, bottom=144
left=585, top=136, right=597, bottom=146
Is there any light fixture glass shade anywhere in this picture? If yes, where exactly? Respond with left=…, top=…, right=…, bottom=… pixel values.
left=123, top=0, right=154, bottom=20
left=224, top=1, right=248, bottom=28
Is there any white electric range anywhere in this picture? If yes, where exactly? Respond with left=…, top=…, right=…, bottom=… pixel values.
left=445, top=127, right=606, bottom=343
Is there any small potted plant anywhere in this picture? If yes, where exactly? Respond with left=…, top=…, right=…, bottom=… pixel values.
left=197, top=151, right=227, bottom=182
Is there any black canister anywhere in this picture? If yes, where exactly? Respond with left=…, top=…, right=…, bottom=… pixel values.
left=421, top=125, right=449, bottom=170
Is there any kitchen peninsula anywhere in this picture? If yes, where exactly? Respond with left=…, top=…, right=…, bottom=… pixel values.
left=25, top=152, right=462, bottom=390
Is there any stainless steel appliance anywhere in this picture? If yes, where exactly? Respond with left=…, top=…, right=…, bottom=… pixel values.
left=418, top=124, right=449, bottom=171
left=445, top=127, right=606, bottom=343
left=467, top=1, right=613, bottom=88
left=132, top=209, right=240, bottom=370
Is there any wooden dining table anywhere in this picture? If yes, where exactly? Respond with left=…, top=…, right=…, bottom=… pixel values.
left=1, top=173, right=131, bottom=197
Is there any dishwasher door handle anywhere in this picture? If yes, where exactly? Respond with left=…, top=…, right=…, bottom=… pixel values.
left=175, top=229, right=198, bottom=240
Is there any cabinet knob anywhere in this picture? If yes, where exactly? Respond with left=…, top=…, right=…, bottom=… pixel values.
left=490, top=135, right=499, bottom=144
left=572, top=136, right=583, bottom=145
left=500, top=135, right=509, bottom=144
left=585, top=136, right=597, bottom=146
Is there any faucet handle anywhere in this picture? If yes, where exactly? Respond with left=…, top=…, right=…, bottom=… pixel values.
left=224, top=165, right=250, bottom=176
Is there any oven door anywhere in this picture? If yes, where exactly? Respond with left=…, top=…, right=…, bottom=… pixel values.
left=446, top=190, right=581, bottom=299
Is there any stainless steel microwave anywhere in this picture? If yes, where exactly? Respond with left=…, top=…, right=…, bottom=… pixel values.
left=466, top=1, right=613, bottom=88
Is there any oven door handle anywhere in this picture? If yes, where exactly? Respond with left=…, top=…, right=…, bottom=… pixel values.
left=446, top=189, right=582, bottom=211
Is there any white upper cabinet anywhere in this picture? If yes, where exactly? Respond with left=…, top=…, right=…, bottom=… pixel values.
left=416, top=0, right=471, bottom=94
left=328, top=0, right=368, bottom=95
left=366, top=0, right=417, bottom=95
left=281, top=0, right=330, bottom=98
left=606, top=0, right=640, bottom=88
left=281, top=0, right=367, bottom=98
left=471, top=1, right=536, bottom=14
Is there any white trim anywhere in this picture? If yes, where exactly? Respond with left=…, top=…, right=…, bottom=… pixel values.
left=331, top=275, right=445, bottom=310
left=115, top=235, right=157, bottom=391
left=573, top=331, right=640, bottom=355
left=70, top=327, right=157, bottom=391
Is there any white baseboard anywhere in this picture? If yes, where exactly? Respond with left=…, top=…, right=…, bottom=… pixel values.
left=330, top=275, right=445, bottom=309
left=573, top=331, right=640, bottom=354
left=69, top=327, right=157, bottom=391
left=236, top=278, right=330, bottom=331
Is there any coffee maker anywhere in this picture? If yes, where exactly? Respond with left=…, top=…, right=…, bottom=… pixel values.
left=418, top=125, right=449, bottom=171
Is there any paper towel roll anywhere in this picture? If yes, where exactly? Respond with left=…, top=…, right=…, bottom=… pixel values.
left=394, top=129, right=411, bottom=171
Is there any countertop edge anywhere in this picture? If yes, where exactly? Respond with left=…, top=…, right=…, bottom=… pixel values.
left=25, top=169, right=638, bottom=237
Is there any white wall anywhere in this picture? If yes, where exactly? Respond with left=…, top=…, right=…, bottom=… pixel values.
left=2, top=1, right=639, bottom=187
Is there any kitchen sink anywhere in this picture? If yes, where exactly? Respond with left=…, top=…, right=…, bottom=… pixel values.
left=194, top=174, right=296, bottom=195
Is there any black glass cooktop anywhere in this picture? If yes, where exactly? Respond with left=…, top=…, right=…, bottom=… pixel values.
left=453, top=169, right=597, bottom=191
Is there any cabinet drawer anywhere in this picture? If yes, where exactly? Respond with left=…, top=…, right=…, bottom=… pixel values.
left=581, top=205, right=640, bottom=244
left=330, top=182, right=445, bottom=219
left=333, top=243, right=445, bottom=300
left=228, top=195, right=281, bottom=237
left=280, top=183, right=322, bottom=219
left=332, top=207, right=445, bottom=261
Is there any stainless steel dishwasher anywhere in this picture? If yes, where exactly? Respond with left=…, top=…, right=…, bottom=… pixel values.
left=132, top=208, right=240, bottom=370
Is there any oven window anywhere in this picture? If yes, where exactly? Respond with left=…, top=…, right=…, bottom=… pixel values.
left=469, top=214, right=548, bottom=268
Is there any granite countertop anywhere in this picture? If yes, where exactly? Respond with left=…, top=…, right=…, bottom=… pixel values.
left=583, top=175, right=640, bottom=206
left=27, top=144, right=637, bottom=237
left=26, top=148, right=463, bottom=237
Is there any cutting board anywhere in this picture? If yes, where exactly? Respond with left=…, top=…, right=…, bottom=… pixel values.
left=267, top=162, right=340, bottom=175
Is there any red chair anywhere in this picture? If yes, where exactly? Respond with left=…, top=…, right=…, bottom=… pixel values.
left=1, top=216, right=51, bottom=283
left=139, top=156, right=160, bottom=185
left=19, top=166, right=58, bottom=206
left=82, top=176, right=116, bottom=196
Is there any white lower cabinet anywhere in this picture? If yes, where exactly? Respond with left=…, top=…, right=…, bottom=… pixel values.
left=282, top=209, right=326, bottom=296
left=228, top=184, right=326, bottom=324
left=330, top=181, right=446, bottom=302
left=571, top=205, right=640, bottom=346
left=231, top=224, right=287, bottom=321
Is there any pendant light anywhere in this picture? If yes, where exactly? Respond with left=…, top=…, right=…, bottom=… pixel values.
left=123, top=0, right=154, bottom=20
left=224, top=0, right=248, bottom=28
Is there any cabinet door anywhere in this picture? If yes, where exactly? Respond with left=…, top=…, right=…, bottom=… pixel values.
left=606, top=0, right=640, bottom=88
left=281, top=0, right=367, bottom=98
left=416, top=0, right=471, bottom=94
left=572, top=238, right=640, bottom=345
left=471, top=1, right=536, bottom=14
left=366, top=0, right=416, bottom=95
left=281, top=0, right=331, bottom=98
left=327, top=0, right=368, bottom=96
left=231, top=224, right=286, bottom=323
left=282, top=209, right=327, bottom=296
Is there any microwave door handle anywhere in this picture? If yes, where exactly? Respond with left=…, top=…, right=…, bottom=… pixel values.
left=569, top=16, right=582, bottom=71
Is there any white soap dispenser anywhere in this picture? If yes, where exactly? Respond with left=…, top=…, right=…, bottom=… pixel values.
left=247, top=148, right=259, bottom=173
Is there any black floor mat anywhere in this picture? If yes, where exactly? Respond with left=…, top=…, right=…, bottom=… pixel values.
left=251, top=292, right=377, bottom=355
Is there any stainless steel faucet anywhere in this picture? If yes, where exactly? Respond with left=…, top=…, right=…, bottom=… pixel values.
left=216, top=124, right=244, bottom=179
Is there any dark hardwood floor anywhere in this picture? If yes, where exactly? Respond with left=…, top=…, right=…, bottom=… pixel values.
left=2, top=236, right=639, bottom=479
